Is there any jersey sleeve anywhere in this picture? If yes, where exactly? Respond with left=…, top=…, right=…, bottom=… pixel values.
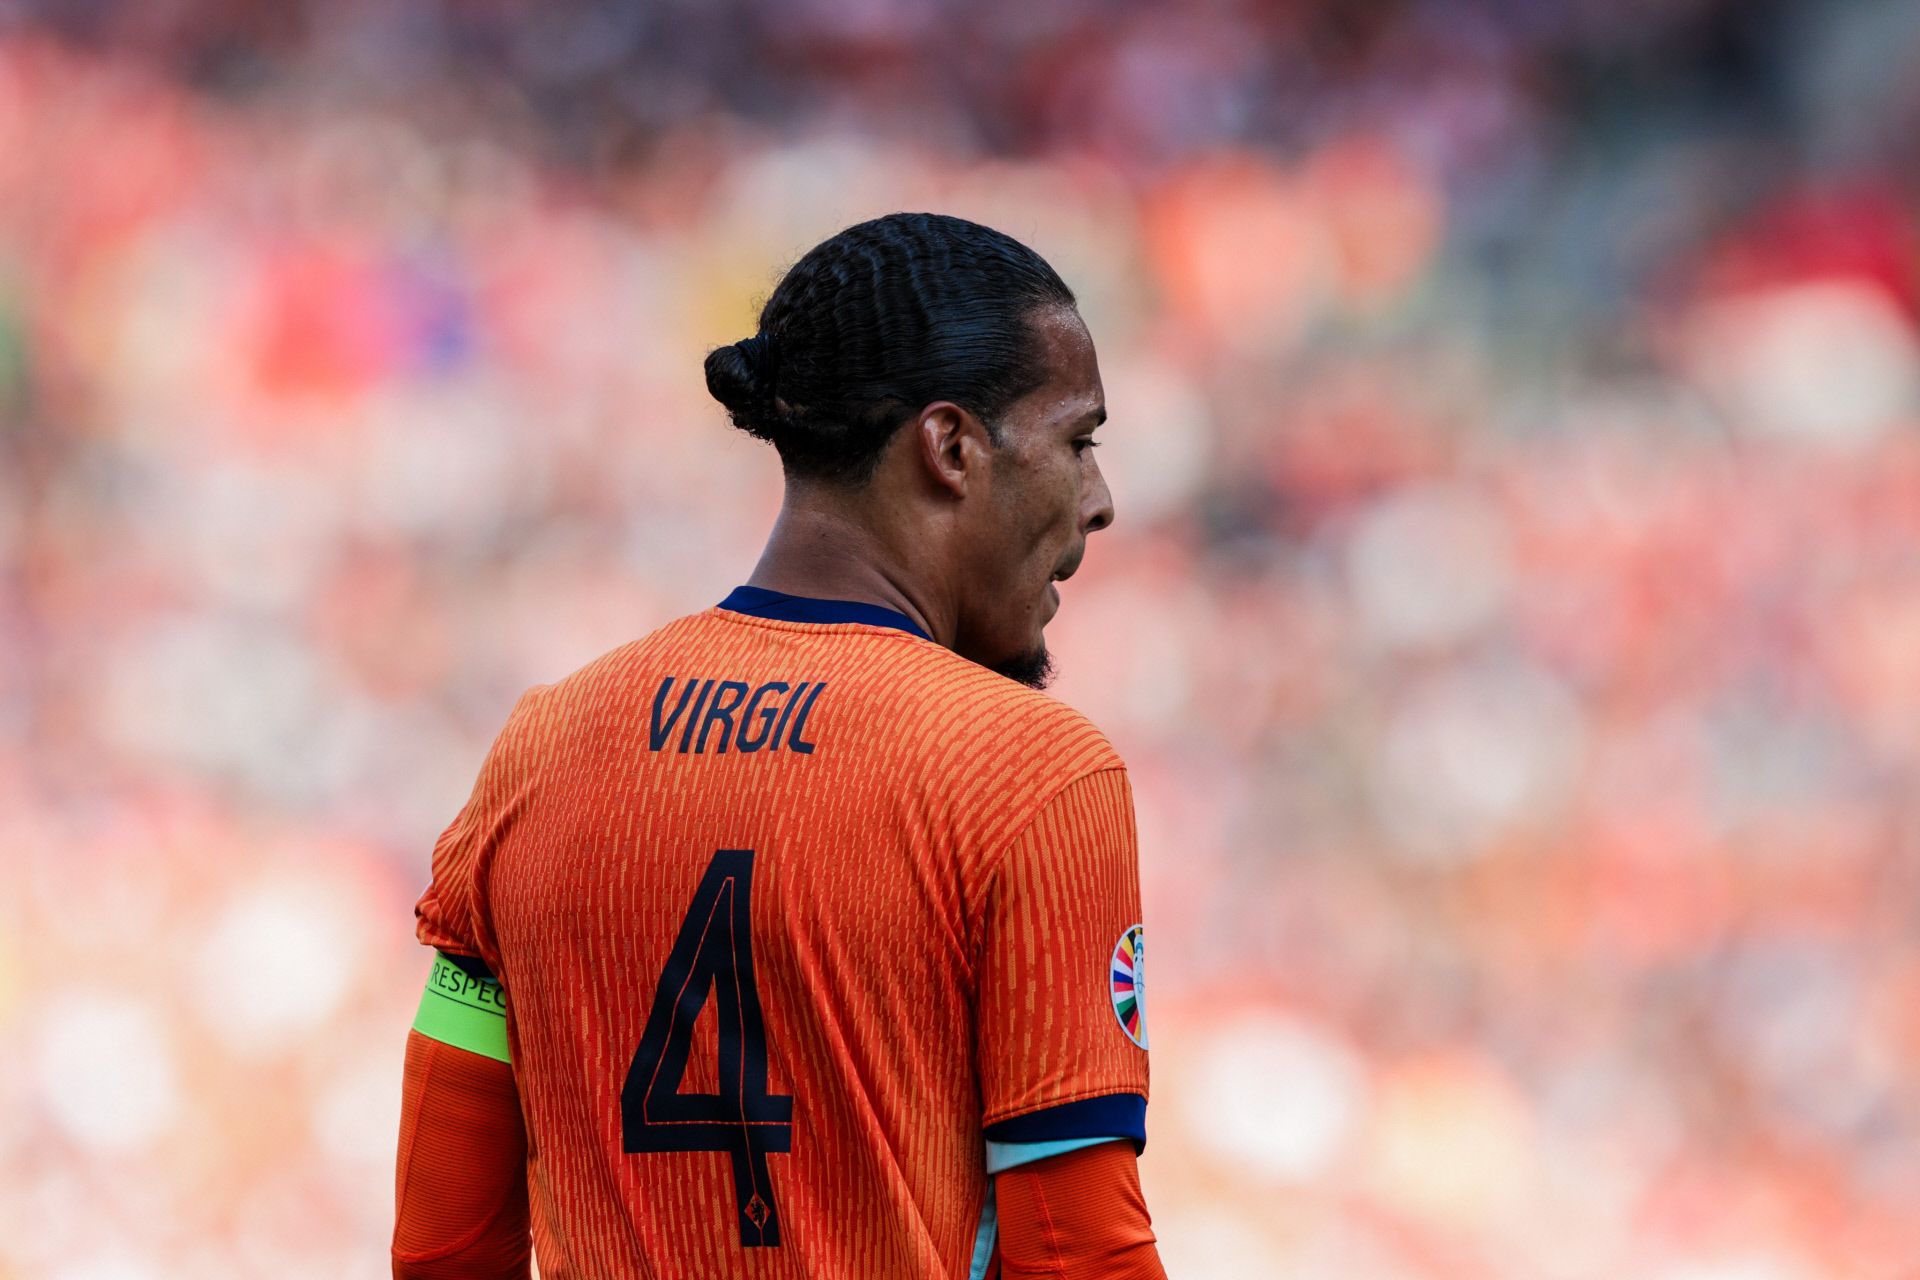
left=975, top=767, right=1150, bottom=1153
left=414, top=687, right=545, bottom=962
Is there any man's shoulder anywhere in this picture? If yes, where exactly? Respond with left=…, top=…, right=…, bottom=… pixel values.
left=872, top=646, right=1127, bottom=804
left=939, top=659, right=1116, bottom=757
left=476, top=614, right=708, bottom=758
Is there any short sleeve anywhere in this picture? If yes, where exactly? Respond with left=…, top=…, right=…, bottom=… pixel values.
left=975, top=768, right=1150, bottom=1146
left=414, top=688, right=544, bottom=961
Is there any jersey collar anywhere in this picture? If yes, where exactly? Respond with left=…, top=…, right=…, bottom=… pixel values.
left=717, top=585, right=931, bottom=641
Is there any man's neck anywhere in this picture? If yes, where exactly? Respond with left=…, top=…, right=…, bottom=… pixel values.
left=745, top=499, right=951, bottom=646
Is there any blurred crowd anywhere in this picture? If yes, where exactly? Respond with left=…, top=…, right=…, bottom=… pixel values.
left=6, top=1, right=1920, bottom=1276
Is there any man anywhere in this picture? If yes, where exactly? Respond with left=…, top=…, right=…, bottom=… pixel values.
left=393, top=212, right=1166, bottom=1279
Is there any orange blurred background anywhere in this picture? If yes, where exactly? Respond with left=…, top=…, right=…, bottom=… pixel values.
left=7, top=2, right=1920, bottom=1276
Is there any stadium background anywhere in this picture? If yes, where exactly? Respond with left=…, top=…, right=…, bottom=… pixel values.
left=6, top=0, right=1920, bottom=1276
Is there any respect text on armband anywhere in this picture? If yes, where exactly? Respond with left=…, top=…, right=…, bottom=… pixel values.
left=430, top=958, right=507, bottom=1014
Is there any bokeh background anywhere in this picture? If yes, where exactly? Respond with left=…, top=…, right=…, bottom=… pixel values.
left=7, top=0, right=1920, bottom=1276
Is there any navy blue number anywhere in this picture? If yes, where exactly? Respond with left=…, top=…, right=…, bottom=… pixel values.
left=621, top=848, right=793, bottom=1247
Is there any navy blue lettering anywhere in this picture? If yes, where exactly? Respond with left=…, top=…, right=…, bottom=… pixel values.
left=621, top=848, right=792, bottom=1245
left=649, top=677, right=698, bottom=751
left=735, top=682, right=789, bottom=753
left=769, top=682, right=808, bottom=752
left=651, top=677, right=828, bottom=756
left=677, top=680, right=716, bottom=753
left=785, top=683, right=827, bottom=754
left=697, top=681, right=751, bottom=753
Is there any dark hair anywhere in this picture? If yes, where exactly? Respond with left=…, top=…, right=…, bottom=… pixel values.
left=705, top=212, right=1078, bottom=484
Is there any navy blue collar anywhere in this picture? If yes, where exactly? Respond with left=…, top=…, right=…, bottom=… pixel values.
left=717, top=585, right=931, bottom=641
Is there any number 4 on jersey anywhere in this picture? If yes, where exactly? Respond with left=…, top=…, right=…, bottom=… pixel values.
left=621, top=848, right=794, bottom=1247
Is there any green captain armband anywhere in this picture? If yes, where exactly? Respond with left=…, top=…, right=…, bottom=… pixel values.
left=413, top=951, right=511, bottom=1062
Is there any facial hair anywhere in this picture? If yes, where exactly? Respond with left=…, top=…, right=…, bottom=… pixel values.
left=990, top=645, right=1056, bottom=690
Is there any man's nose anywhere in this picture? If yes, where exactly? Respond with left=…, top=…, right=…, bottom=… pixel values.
left=1084, top=471, right=1115, bottom=534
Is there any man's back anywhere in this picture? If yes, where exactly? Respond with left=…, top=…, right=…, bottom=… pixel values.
left=416, top=597, right=1149, bottom=1278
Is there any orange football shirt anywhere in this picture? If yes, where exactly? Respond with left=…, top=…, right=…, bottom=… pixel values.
left=415, top=588, right=1150, bottom=1279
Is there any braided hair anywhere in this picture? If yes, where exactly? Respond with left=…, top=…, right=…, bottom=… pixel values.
left=705, top=212, right=1078, bottom=485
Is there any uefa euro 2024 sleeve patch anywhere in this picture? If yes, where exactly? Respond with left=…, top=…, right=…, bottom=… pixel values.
left=1110, top=924, right=1147, bottom=1049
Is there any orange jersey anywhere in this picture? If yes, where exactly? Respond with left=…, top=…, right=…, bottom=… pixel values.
left=415, top=588, right=1150, bottom=1279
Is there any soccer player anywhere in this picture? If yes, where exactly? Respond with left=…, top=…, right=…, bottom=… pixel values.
left=393, top=213, right=1165, bottom=1279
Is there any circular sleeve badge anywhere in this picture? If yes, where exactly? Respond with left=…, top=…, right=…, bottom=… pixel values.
left=1110, top=924, right=1148, bottom=1049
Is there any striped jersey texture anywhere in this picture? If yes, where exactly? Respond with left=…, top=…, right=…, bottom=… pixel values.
left=415, top=601, right=1150, bottom=1279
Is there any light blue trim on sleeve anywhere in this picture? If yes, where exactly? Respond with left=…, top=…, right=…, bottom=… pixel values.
left=985, top=1135, right=1126, bottom=1175
left=967, top=1184, right=998, bottom=1280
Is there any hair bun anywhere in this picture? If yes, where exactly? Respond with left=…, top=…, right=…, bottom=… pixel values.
left=704, top=333, right=782, bottom=439
left=738, top=332, right=779, bottom=382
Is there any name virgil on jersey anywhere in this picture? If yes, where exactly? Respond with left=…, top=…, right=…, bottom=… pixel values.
left=648, top=675, right=828, bottom=755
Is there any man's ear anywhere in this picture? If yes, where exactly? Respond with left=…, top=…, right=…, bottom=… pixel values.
left=913, top=401, right=994, bottom=499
